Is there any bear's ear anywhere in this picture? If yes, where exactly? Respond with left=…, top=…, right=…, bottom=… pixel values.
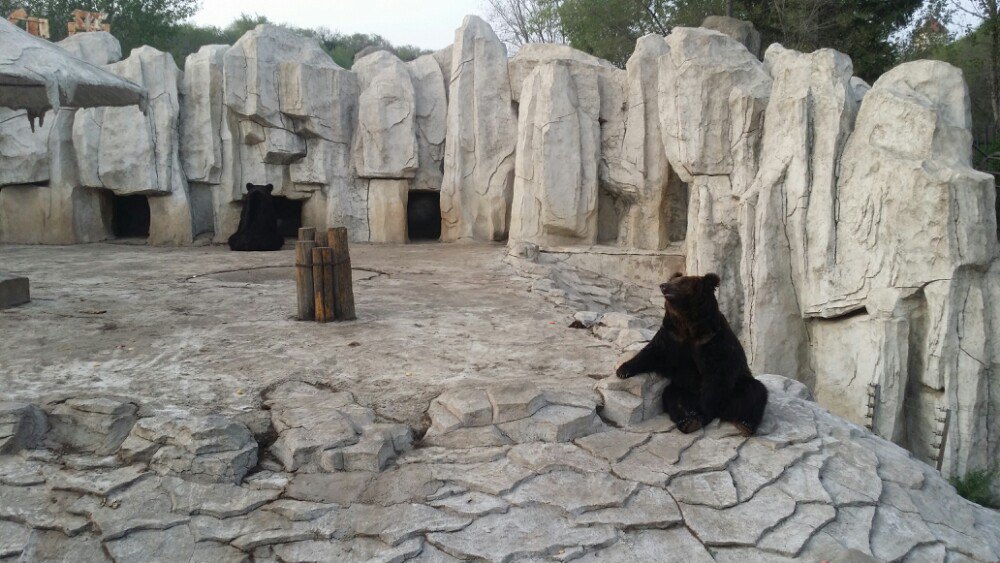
left=703, top=273, right=720, bottom=292
left=245, top=183, right=254, bottom=190
left=671, top=272, right=683, bottom=279
left=265, top=184, right=274, bottom=193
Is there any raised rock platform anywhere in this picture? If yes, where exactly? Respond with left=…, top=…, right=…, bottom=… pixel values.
left=0, top=374, right=997, bottom=562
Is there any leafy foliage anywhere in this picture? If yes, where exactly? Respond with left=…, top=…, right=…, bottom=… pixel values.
left=491, top=0, right=923, bottom=79
left=0, top=0, right=198, bottom=54
left=730, top=0, right=923, bottom=81
left=165, top=14, right=428, bottom=68
left=950, top=467, right=999, bottom=508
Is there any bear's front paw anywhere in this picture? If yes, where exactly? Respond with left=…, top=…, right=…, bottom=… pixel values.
left=677, top=416, right=704, bottom=434
left=733, top=421, right=756, bottom=437
left=615, top=363, right=636, bottom=379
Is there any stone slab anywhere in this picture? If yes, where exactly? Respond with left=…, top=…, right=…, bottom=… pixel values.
left=0, top=273, right=29, bottom=309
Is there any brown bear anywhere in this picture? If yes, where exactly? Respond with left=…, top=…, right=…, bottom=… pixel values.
left=616, top=272, right=768, bottom=436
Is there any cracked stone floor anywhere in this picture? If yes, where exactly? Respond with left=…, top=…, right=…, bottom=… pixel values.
left=1, top=242, right=999, bottom=562
left=0, top=242, right=613, bottom=429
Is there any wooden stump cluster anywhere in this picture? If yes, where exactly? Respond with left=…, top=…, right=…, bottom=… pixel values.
left=295, top=227, right=356, bottom=323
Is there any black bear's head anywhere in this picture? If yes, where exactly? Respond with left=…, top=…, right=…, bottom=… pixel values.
left=246, top=183, right=274, bottom=196
left=660, top=272, right=720, bottom=320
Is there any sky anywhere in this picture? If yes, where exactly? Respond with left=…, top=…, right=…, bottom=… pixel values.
left=189, top=0, right=489, bottom=50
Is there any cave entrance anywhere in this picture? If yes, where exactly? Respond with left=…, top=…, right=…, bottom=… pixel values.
left=407, top=190, right=441, bottom=241
left=111, top=194, right=150, bottom=239
left=273, top=197, right=303, bottom=238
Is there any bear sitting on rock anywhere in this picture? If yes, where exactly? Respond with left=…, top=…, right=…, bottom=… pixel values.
left=616, top=273, right=768, bottom=436
left=228, top=183, right=284, bottom=252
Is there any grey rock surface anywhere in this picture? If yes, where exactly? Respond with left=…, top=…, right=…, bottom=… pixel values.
left=440, top=16, right=517, bottom=242
left=0, top=374, right=997, bottom=561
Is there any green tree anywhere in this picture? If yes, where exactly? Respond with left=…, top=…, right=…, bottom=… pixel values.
left=166, top=14, right=428, bottom=68
left=509, top=0, right=923, bottom=78
left=0, top=0, right=198, bottom=55
left=486, top=0, right=565, bottom=45
left=746, top=0, right=925, bottom=81
left=557, top=0, right=672, bottom=67
left=951, top=1, right=1000, bottom=129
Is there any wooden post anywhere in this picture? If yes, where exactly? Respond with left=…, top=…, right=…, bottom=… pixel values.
left=295, top=240, right=316, bottom=321
left=312, top=247, right=329, bottom=323
left=322, top=247, right=336, bottom=323
left=329, top=227, right=357, bottom=321
left=298, top=227, right=316, bottom=242
left=315, top=228, right=328, bottom=248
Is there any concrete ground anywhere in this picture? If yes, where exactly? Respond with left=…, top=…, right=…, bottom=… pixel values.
left=0, top=242, right=617, bottom=428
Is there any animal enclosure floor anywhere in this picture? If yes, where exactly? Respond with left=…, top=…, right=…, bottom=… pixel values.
left=0, top=242, right=616, bottom=427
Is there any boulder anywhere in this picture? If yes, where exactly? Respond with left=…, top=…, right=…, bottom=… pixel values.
left=850, top=76, right=871, bottom=102
left=0, top=107, right=51, bottom=186
left=440, top=16, right=518, bottom=242
left=223, top=25, right=339, bottom=131
left=831, top=60, right=995, bottom=304
left=823, top=60, right=998, bottom=475
left=0, top=29, right=114, bottom=190
left=0, top=32, right=121, bottom=190
left=0, top=274, right=30, bottom=310
left=265, top=381, right=412, bottom=473
left=75, top=47, right=182, bottom=197
left=700, top=16, right=761, bottom=58
left=507, top=43, right=618, bottom=105
left=57, top=31, right=122, bottom=65
left=352, top=50, right=418, bottom=179
left=658, top=27, right=771, bottom=328
left=0, top=402, right=47, bottom=454
left=407, top=54, right=448, bottom=191
left=0, top=109, right=110, bottom=244
left=120, top=413, right=257, bottom=484
left=46, top=397, right=138, bottom=455
left=509, top=62, right=600, bottom=246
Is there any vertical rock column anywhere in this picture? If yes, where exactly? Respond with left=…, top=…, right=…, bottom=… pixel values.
left=351, top=50, right=419, bottom=243
left=440, top=16, right=518, bottom=242
left=658, top=27, right=772, bottom=328
left=740, top=45, right=859, bottom=380
left=180, top=45, right=230, bottom=241
left=406, top=54, right=448, bottom=193
left=509, top=62, right=600, bottom=246
left=620, top=34, right=684, bottom=250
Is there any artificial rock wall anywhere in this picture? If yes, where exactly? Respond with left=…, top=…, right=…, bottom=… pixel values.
left=0, top=16, right=997, bottom=477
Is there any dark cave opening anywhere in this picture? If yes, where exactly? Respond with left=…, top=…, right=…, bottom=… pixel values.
left=111, top=194, right=150, bottom=239
left=407, top=190, right=441, bottom=241
left=273, top=196, right=303, bottom=238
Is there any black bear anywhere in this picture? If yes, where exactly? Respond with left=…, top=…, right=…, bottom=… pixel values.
left=228, top=183, right=284, bottom=252
left=616, top=273, right=768, bottom=436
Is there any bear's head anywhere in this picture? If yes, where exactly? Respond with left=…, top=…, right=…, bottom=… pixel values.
left=660, top=272, right=721, bottom=322
left=246, top=183, right=274, bottom=197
